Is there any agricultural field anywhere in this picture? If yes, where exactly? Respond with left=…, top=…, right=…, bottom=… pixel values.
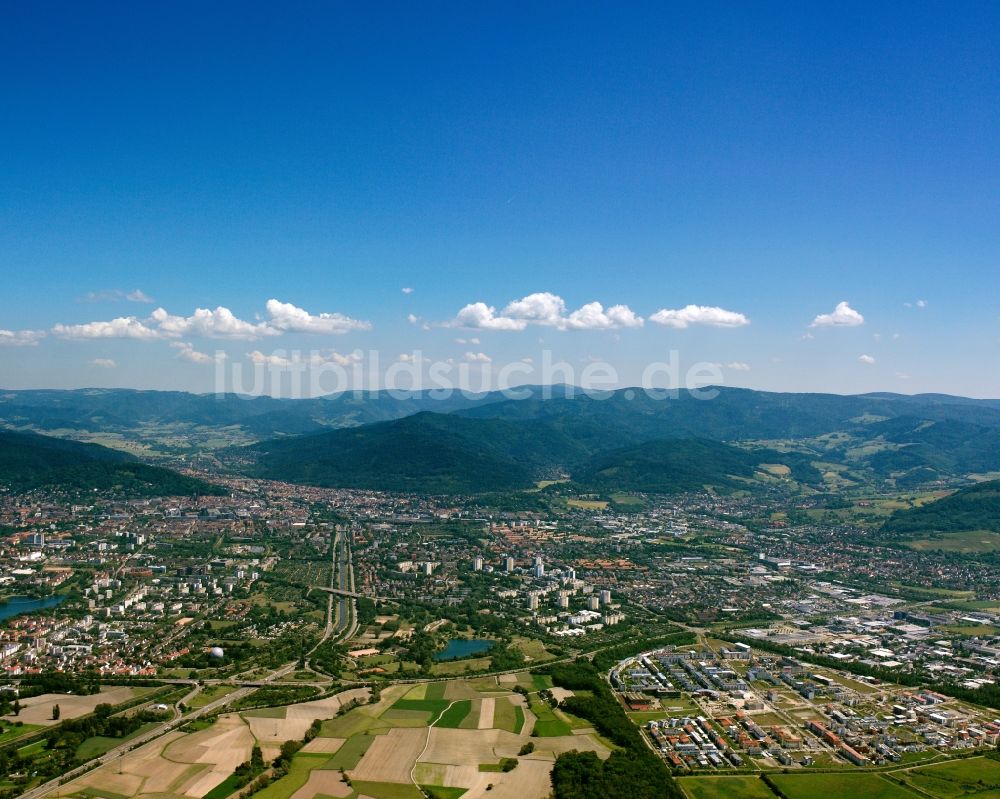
left=1, top=686, right=145, bottom=727
left=42, top=674, right=609, bottom=799
left=53, top=712, right=255, bottom=799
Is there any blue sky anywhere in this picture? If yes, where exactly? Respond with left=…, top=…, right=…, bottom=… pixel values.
left=2, top=2, right=999, bottom=396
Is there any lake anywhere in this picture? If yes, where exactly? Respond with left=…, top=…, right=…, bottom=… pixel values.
left=0, top=595, right=66, bottom=622
left=433, top=638, right=493, bottom=662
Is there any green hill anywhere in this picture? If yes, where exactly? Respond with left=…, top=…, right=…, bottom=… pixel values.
left=575, top=439, right=760, bottom=493
left=0, top=430, right=225, bottom=496
left=245, top=411, right=823, bottom=495
left=884, top=480, right=1000, bottom=535
left=245, top=412, right=584, bottom=493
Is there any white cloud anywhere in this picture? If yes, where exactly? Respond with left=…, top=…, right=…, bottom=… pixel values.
left=407, top=313, right=420, bottom=325
left=896, top=372, right=910, bottom=380
left=52, top=299, right=370, bottom=343
left=264, top=299, right=371, bottom=335
left=398, top=353, right=415, bottom=363
left=247, top=350, right=292, bottom=368
left=726, top=362, right=751, bottom=371
left=811, top=301, right=864, bottom=328
left=916, top=299, right=927, bottom=308
left=53, top=316, right=162, bottom=340
left=453, top=302, right=527, bottom=331
left=450, top=292, right=644, bottom=331
left=308, top=350, right=362, bottom=367
left=401, top=287, right=414, bottom=294
left=89, top=358, right=117, bottom=369
left=151, top=306, right=273, bottom=339
left=0, top=329, right=45, bottom=347
left=170, top=342, right=222, bottom=365
left=565, top=302, right=644, bottom=330
left=904, top=299, right=928, bottom=309
left=464, top=351, right=492, bottom=363
left=80, top=288, right=154, bottom=304
left=650, top=305, right=750, bottom=329
left=859, top=354, right=876, bottom=365
left=502, top=292, right=567, bottom=326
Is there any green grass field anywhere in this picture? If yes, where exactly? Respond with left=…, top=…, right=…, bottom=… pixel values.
left=512, top=704, right=525, bottom=734
left=527, top=696, right=572, bottom=737
left=389, top=697, right=450, bottom=724
left=679, top=775, right=778, bottom=799
left=74, top=722, right=160, bottom=760
left=491, top=697, right=518, bottom=732
left=434, top=700, right=472, bottom=728
left=349, top=782, right=424, bottom=799
left=0, top=723, right=43, bottom=745
left=906, top=531, right=1000, bottom=553
left=201, top=771, right=247, bottom=799
left=903, top=756, right=1000, bottom=798
left=430, top=657, right=492, bottom=676
left=419, top=786, right=467, bottom=799
left=72, top=787, right=132, bottom=799
left=251, top=754, right=331, bottom=799
left=188, top=684, right=238, bottom=709
left=325, top=733, right=378, bottom=769
left=769, top=772, right=920, bottom=799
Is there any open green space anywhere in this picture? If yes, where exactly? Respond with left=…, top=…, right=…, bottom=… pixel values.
left=512, top=704, right=525, bottom=734
left=72, top=787, right=132, bottom=799
left=679, top=775, right=778, bottom=799
left=325, top=733, right=378, bottom=770
left=202, top=772, right=249, bottom=799
left=74, top=722, right=160, bottom=760
left=769, top=772, right=920, bottom=799
left=349, top=782, right=424, bottom=799
left=527, top=696, right=572, bottom=737
left=907, top=531, right=1000, bottom=553
left=490, top=697, right=518, bottom=732
left=0, top=722, right=43, bottom=745
left=319, top=709, right=389, bottom=739
left=389, top=697, right=450, bottom=724
left=419, top=787, right=467, bottom=799
left=434, top=700, right=472, bottom=728
left=902, top=756, right=1000, bottom=798
left=188, top=684, right=238, bottom=709
left=251, top=754, right=331, bottom=799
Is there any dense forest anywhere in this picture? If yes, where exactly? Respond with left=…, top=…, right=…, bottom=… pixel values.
left=0, top=430, right=225, bottom=496
left=545, top=660, right=683, bottom=799
left=884, top=479, right=1000, bottom=535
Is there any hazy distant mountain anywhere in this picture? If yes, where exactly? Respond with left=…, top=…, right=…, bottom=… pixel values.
left=7, top=385, right=1000, bottom=494
left=0, top=430, right=224, bottom=496
left=0, top=386, right=574, bottom=444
